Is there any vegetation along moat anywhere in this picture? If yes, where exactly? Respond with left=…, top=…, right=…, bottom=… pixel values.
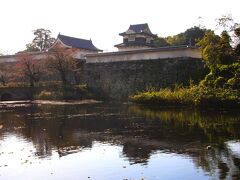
left=131, top=16, right=240, bottom=108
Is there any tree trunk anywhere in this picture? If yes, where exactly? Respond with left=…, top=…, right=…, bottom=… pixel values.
left=30, top=78, right=34, bottom=88
left=60, top=71, right=67, bottom=86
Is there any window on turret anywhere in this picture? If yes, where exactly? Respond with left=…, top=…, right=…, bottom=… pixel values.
left=128, top=35, right=135, bottom=42
left=146, top=38, right=151, bottom=43
left=135, top=37, right=146, bottom=43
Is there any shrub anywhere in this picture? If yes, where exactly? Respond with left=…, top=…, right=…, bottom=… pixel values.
left=214, top=76, right=226, bottom=88
left=130, top=86, right=240, bottom=108
left=35, top=90, right=59, bottom=100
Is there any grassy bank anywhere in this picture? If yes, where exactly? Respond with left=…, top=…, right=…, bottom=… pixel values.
left=34, top=84, right=95, bottom=100
left=130, top=85, right=240, bottom=108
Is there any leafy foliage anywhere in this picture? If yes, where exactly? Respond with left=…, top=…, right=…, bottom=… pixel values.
left=16, top=53, right=43, bottom=87
left=155, top=26, right=207, bottom=47
left=130, top=85, right=239, bottom=108
left=25, top=28, right=55, bottom=52
left=46, top=47, right=78, bottom=86
left=154, top=37, right=169, bottom=47
left=198, top=24, right=240, bottom=89
left=131, top=17, right=240, bottom=108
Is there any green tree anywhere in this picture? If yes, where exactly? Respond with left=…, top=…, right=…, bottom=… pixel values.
left=164, top=26, right=207, bottom=46
left=184, top=26, right=206, bottom=46
left=218, top=31, right=234, bottom=64
left=154, top=37, right=170, bottom=47
left=165, top=33, right=186, bottom=46
left=26, top=28, right=55, bottom=52
left=234, top=27, right=240, bottom=57
left=197, top=30, right=221, bottom=71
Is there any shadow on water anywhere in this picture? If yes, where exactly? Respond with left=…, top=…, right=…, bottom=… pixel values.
left=0, top=101, right=239, bottom=179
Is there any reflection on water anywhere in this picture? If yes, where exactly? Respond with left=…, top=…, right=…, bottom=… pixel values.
left=0, top=102, right=239, bottom=179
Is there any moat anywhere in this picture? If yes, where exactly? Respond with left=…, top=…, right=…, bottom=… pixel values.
left=0, top=101, right=239, bottom=179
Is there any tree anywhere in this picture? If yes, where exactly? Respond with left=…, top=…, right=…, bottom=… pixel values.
left=218, top=31, right=234, bottom=64
left=46, top=47, right=78, bottom=86
left=216, top=14, right=240, bottom=46
left=165, top=33, right=186, bottom=46
left=216, top=14, right=237, bottom=32
left=197, top=30, right=221, bottom=70
left=16, top=53, right=42, bottom=87
left=154, top=37, right=170, bottom=47
left=198, top=26, right=240, bottom=88
left=26, top=28, right=55, bottom=52
left=0, top=64, right=13, bottom=86
left=184, top=26, right=206, bottom=46
left=234, top=27, right=240, bottom=57
left=163, top=26, right=207, bottom=47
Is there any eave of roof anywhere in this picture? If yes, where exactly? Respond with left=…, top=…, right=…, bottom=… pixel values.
left=119, top=31, right=157, bottom=37
left=114, top=42, right=156, bottom=48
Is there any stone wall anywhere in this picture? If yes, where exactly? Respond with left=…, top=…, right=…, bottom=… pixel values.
left=82, top=57, right=206, bottom=100
left=0, top=87, right=33, bottom=101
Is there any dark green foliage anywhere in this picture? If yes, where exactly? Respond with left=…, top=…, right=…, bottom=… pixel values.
left=184, top=26, right=206, bottom=46
left=130, top=23, right=240, bottom=108
left=154, top=37, right=170, bottom=47
left=218, top=31, right=234, bottom=64
left=197, top=26, right=240, bottom=89
left=197, top=30, right=221, bottom=69
left=35, top=83, right=94, bottom=100
left=234, top=27, right=240, bottom=57
left=155, top=26, right=207, bottom=47
left=214, top=77, right=226, bottom=88
left=25, top=28, right=55, bottom=52
left=165, top=33, right=186, bottom=46
left=235, top=44, right=240, bottom=57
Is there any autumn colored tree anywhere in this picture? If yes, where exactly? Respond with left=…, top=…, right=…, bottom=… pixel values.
left=25, top=28, right=55, bottom=52
left=46, top=47, right=78, bottom=86
left=16, top=53, right=42, bottom=87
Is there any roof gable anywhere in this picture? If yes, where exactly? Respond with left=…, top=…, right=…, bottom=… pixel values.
left=57, top=34, right=102, bottom=51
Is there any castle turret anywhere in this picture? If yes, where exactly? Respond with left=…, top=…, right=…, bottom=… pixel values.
left=115, top=23, right=157, bottom=51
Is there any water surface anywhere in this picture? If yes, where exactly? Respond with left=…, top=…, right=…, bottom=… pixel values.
left=0, top=101, right=239, bottom=179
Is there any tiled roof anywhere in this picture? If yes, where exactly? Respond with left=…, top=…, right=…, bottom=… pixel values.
left=129, top=23, right=149, bottom=33
left=58, top=34, right=102, bottom=51
left=119, top=23, right=156, bottom=37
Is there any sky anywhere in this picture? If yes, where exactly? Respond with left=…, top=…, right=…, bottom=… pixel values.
left=0, top=0, right=239, bottom=54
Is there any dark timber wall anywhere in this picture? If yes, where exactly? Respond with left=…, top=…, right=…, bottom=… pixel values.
left=82, top=58, right=206, bottom=100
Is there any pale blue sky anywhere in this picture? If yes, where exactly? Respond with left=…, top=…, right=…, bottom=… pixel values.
left=0, top=0, right=239, bottom=54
